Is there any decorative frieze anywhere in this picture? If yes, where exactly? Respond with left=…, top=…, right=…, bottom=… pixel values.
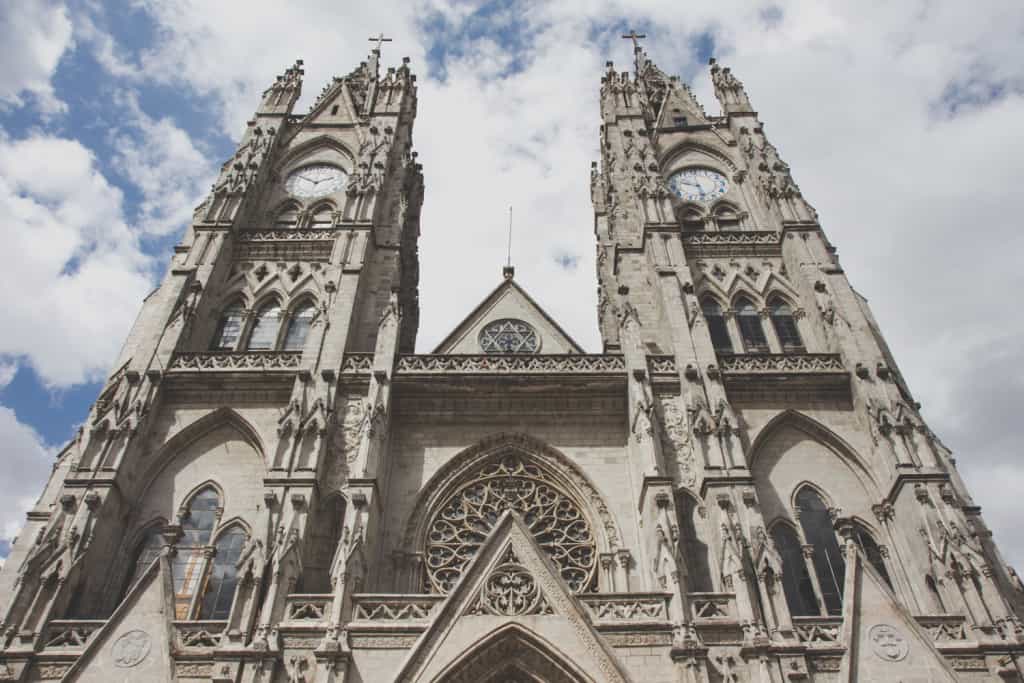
left=168, top=351, right=302, bottom=372
left=916, top=615, right=970, bottom=643
left=341, top=353, right=374, bottom=374
left=647, top=355, right=677, bottom=376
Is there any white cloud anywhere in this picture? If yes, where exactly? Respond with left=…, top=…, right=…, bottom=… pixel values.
left=0, top=1, right=73, bottom=114
left=0, top=361, right=16, bottom=389
left=0, top=134, right=154, bottom=386
left=0, top=406, right=53, bottom=546
left=109, top=90, right=217, bottom=236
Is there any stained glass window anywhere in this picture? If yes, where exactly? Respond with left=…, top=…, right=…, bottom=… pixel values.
left=701, top=298, right=733, bottom=354
left=125, top=526, right=163, bottom=594
left=212, top=303, right=245, bottom=350
left=796, top=488, right=846, bottom=615
left=771, top=523, right=819, bottom=616
left=769, top=297, right=804, bottom=353
left=199, top=525, right=247, bottom=620
left=246, top=303, right=281, bottom=350
left=478, top=319, right=540, bottom=354
left=173, top=487, right=220, bottom=619
left=282, top=302, right=315, bottom=351
left=735, top=297, right=769, bottom=353
left=852, top=524, right=892, bottom=589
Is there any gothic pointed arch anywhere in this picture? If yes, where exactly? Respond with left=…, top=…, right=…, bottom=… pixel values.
left=434, top=623, right=595, bottom=683
left=276, top=134, right=356, bottom=173
left=403, top=433, right=622, bottom=594
left=749, top=410, right=879, bottom=491
left=659, top=141, right=739, bottom=174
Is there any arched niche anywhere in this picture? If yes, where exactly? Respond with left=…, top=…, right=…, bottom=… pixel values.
left=132, top=411, right=267, bottom=531
left=276, top=135, right=355, bottom=177
left=750, top=411, right=880, bottom=525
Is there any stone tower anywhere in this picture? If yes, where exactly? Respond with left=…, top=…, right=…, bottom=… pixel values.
left=0, top=39, right=1022, bottom=683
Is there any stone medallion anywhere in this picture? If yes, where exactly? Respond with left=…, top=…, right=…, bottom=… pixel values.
left=111, top=629, right=152, bottom=668
left=868, top=624, right=908, bottom=662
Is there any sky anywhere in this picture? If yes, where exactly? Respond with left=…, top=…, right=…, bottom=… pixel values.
left=0, top=0, right=1022, bottom=573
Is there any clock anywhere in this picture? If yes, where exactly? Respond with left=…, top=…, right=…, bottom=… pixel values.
left=668, top=167, right=728, bottom=202
left=284, top=164, right=347, bottom=198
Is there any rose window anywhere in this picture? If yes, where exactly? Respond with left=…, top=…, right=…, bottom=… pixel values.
left=478, top=319, right=540, bottom=354
left=425, top=454, right=596, bottom=593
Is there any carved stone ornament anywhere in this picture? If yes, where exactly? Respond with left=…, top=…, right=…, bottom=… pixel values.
left=425, top=453, right=596, bottom=593
left=868, top=624, right=908, bottom=662
left=111, top=629, right=152, bottom=668
left=468, top=547, right=553, bottom=616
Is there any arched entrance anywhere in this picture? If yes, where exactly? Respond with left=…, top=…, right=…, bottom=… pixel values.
left=436, top=624, right=591, bottom=683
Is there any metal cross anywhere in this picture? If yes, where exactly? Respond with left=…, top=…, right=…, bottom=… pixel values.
left=368, top=33, right=392, bottom=52
left=621, top=30, right=646, bottom=51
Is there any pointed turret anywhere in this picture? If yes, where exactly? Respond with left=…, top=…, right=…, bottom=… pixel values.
left=257, top=59, right=304, bottom=116
left=637, top=51, right=708, bottom=129
left=709, top=57, right=754, bottom=115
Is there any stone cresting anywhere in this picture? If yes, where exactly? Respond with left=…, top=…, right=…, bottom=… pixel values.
left=168, top=350, right=302, bottom=371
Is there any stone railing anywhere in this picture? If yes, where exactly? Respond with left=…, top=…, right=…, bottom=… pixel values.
left=173, top=620, right=228, bottom=649
left=395, top=354, right=625, bottom=375
left=284, top=594, right=333, bottom=624
left=168, top=351, right=302, bottom=372
left=793, top=616, right=844, bottom=647
left=351, top=594, right=443, bottom=622
left=581, top=594, right=671, bottom=622
left=647, top=355, right=677, bottom=376
left=916, top=614, right=970, bottom=643
left=233, top=230, right=337, bottom=262
left=236, top=229, right=340, bottom=241
left=719, top=353, right=845, bottom=375
left=688, top=592, right=736, bottom=621
left=41, top=620, right=105, bottom=651
left=341, top=352, right=374, bottom=374
left=682, top=231, right=781, bottom=256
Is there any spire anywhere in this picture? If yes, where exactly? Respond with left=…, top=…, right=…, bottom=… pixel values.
left=258, top=59, right=304, bottom=116
left=709, top=57, right=754, bottom=115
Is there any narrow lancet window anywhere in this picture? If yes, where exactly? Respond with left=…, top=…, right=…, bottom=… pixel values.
left=701, top=298, right=733, bottom=354
left=735, top=297, right=769, bottom=353
left=212, top=303, right=245, bottom=351
left=769, top=297, right=804, bottom=352
left=246, top=302, right=281, bottom=350
left=795, top=488, right=845, bottom=615
left=282, top=302, right=316, bottom=351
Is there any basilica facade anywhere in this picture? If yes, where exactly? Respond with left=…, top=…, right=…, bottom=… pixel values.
left=0, top=39, right=1022, bottom=682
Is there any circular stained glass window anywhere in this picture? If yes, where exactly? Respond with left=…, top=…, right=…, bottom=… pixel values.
left=478, top=319, right=540, bottom=354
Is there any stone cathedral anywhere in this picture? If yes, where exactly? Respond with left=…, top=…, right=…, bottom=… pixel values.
left=1, top=37, right=1023, bottom=683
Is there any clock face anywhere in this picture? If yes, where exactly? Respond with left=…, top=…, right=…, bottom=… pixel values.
left=284, top=164, right=348, bottom=198
left=668, top=167, right=728, bottom=202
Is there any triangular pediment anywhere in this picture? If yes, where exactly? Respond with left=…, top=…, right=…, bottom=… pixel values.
left=64, top=555, right=175, bottom=682
left=840, top=548, right=958, bottom=681
left=432, top=276, right=584, bottom=354
left=394, top=512, right=631, bottom=683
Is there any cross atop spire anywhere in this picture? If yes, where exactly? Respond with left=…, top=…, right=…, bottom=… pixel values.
left=369, top=32, right=392, bottom=53
left=621, top=29, right=646, bottom=52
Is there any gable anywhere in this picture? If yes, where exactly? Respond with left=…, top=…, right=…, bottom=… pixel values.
left=433, top=277, right=584, bottom=354
left=394, top=512, right=630, bottom=683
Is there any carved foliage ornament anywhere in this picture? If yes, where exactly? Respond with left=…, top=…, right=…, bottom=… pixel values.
left=425, top=454, right=596, bottom=593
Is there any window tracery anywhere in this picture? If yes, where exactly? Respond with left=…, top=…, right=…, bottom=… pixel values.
left=164, top=486, right=248, bottom=620
left=424, top=453, right=596, bottom=594
left=478, top=319, right=540, bottom=354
